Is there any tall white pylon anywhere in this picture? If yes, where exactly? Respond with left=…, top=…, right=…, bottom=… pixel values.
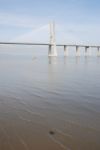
left=48, top=21, right=58, bottom=56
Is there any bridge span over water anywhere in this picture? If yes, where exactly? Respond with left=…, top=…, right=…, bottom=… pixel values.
left=0, top=22, right=100, bottom=56
left=0, top=42, right=100, bottom=56
left=0, top=42, right=100, bottom=48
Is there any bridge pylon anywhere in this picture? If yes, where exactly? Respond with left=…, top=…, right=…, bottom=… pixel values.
left=48, top=22, right=58, bottom=57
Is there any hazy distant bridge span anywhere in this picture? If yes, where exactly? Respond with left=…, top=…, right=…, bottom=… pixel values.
left=0, top=22, right=100, bottom=56
left=0, top=42, right=100, bottom=48
left=0, top=42, right=49, bottom=46
left=0, top=42, right=100, bottom=56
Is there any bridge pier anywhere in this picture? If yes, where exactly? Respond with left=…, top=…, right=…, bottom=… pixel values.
left=85, top=46, right=89, bottom=56
left=97, top=47, right=100, bottom=56
left=48, top=22, right=57, bottom=57
left=48, top=44, right=57, bottom=56
left=76, top=46, right=80, bottom=56
left=64, top=45, right=68, bottom=56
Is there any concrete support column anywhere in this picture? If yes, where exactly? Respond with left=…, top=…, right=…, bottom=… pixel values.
left=97, top=47, right=100, bottom=56
left=85, top=46, right=89, bottom=56
left=48, top=45, right=52, bottom=56
left=76, top=46, right=80, bottom=56
left=48, top=44, right=57, bottom=56
left=64, top=45, right=68, bottom=56
left=48, top=22, right=57, bottom=57
left=89, top=47, right=92, bottom=56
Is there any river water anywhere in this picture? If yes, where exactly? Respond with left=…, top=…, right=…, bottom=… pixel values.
left=0, top=47, right=100, bottom=150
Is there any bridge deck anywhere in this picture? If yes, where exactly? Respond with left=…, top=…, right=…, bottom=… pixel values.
left=0, top=42, right=99, bottom=48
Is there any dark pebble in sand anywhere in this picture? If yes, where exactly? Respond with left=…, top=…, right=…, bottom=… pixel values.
left=49, top=131, right=55, bottom=135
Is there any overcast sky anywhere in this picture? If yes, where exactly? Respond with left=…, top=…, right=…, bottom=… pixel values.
left=0, top=0, right=100, bottom=44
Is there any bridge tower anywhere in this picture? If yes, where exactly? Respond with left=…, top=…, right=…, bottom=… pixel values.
left=48, top=22, right=58, bottom=56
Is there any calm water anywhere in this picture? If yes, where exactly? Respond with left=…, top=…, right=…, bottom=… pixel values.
left=0, top=49, right=100, bottom=150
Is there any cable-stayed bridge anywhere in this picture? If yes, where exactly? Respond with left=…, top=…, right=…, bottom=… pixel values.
left=0, top=22, right=100, bottom=56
